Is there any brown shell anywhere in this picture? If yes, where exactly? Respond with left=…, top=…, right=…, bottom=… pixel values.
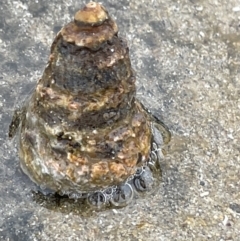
left=12, top=2, right=171, bottom=201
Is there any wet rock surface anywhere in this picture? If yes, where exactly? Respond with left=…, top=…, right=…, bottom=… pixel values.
left=1, top=0, right=240, bottom=240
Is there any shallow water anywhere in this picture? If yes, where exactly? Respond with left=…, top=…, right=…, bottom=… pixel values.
left=1, top=0, right=240, bottom=240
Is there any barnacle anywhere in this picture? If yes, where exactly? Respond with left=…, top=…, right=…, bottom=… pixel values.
left=9, top=2, right=171, bottom=208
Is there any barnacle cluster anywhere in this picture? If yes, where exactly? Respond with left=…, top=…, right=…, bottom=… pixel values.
left=10, top=2, right=170, bottom=208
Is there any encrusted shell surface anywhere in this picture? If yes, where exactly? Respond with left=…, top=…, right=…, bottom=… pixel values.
left=10, top=2, right=171, bottom=207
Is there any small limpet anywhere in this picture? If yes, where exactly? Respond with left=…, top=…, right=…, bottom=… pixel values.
left=9, top=2, right=171, bottom=208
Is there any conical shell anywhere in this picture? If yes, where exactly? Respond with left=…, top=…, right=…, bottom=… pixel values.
left=12, top=2, right=170, bottom=199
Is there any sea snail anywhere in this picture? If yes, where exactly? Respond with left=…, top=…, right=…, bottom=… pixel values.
left=9, top=2, right=170, bottom=208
